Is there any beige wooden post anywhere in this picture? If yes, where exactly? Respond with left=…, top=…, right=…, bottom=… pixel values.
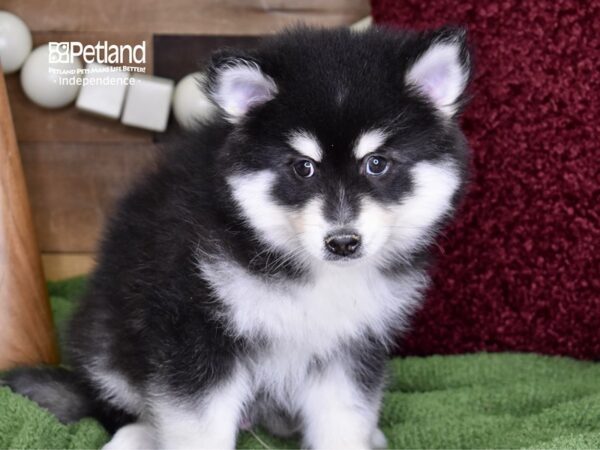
left=0, top=68, right=58, bottom=369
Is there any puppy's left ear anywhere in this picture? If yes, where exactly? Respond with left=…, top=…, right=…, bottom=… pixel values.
left=405, top=27, right=472, bottom=117
left=206, top=50, right=278, bottom=123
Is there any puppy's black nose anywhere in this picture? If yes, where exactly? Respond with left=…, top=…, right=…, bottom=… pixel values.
left=325, top=233, right=361, bottom=257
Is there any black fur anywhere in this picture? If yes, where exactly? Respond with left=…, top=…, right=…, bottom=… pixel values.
left=3, top=367, right=134, bottom=433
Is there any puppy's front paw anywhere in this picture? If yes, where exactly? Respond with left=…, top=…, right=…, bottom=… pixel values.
left=370, top=428, right=388, bottom=449
left=102, top=423, right=156, bottom=450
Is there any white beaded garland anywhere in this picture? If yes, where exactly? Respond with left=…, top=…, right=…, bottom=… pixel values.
left=172, top=72, right=216, bottom=130
left=0, top=11, right=32, bottom=74
left=20, top=44, right=82, bottom=108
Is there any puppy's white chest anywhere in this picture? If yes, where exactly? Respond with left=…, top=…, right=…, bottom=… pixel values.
left=201, top=261, right=425, bottom=356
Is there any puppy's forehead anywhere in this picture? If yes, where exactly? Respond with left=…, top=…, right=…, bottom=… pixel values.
left=286, top=128, right=389, bottom=161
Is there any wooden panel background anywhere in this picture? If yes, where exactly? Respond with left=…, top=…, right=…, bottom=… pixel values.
left=1, top=0, right=370, bottom=279
left=2, top=0, right=369, bottom=34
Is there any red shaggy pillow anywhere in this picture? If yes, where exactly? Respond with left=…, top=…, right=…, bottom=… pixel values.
left=371, top=0, right=600, bottom=359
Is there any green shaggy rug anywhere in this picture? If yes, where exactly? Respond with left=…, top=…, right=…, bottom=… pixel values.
left=1, top=277, right=599, bottom=449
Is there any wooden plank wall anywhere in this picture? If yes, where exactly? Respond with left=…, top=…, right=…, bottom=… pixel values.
left=2, top=0, right=370, bottom=280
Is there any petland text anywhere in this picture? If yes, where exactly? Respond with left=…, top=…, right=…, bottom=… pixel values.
left=49, top=41, right=146, bottom=65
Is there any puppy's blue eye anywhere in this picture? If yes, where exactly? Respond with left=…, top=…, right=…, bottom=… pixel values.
left=365, top=155, right=389, bottom=176
left=293, top=160, right=315, bottom=178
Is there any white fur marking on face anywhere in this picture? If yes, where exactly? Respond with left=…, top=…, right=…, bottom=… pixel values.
left=227, top=170, right=295, bottom=250
left=390, top=159, right=460, bottom=253
left=293, top=197, right=329, bottom=259
left=354, top=198, right=394, bottom=258
left=213, top=62, right=277, bottom=122
left=406, top=42, right=468, bottom=116
left=288, top=131, right=322, bottom=162
left=354, top=129, right=388, bottom=159
left=228, top=172, right=335, bottom=259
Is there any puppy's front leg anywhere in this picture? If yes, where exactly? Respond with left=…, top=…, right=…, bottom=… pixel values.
left=152, top=365, right=251, bottom=450
left=299, top=363, right=381, bottom=450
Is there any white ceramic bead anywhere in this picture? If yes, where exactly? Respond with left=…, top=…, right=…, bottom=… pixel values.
left=121, top=74, right=174, bottom=132
left=350, top=16, right=372, bottom=32
left=76, top=63, right=129, bottom=119
left=0, top=11, right=32, bottom=74
left=172, top=72, right=216, bottom=130
left=20, top=44, right=82, bottom=108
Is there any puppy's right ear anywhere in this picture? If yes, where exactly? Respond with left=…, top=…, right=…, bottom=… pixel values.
left=206, top=50, right=278, bottom=123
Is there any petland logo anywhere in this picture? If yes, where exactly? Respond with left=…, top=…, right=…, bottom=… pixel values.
left=49, top=41, right=146, bottom=65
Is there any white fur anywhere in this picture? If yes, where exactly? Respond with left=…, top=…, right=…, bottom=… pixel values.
left=288, top=130, right=323, bottom=162
left=227, top=173, right=384, bottom=261
left=371, top=428, right=388, bottom=449
left=295, top=197, right=330, bottom=259
left=227, top=172, right=339, bottom=260
left=199, top=253, right=410, bottom=446
left=212, top=61, right=277, bottom=122
left=200, top=257, right=425, bottom=402
left=226, top=159, right=459, bottom=263
left=151, top=365, right=252, bottom=450
left=197, top=159, right=457, bottom=448
left=388, top=159, right=460, bottom=255
left=299, top=362, right=379, bottom=449
left=355, top=198, right=395, bottom=259
left=89, top=362, right=144, bottom=415
left=227, top=171, right=295, bottom=251
left=102, top=366, right=252, bottom=450
left=102, top=423, right=156, bottom=450
left=406, top=42, right=468, bottom=116
left=354, top=129, right=388, bottom=160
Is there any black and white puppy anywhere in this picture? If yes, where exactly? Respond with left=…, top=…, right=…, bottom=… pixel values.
left=5, top=26, right=472, bottom=449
